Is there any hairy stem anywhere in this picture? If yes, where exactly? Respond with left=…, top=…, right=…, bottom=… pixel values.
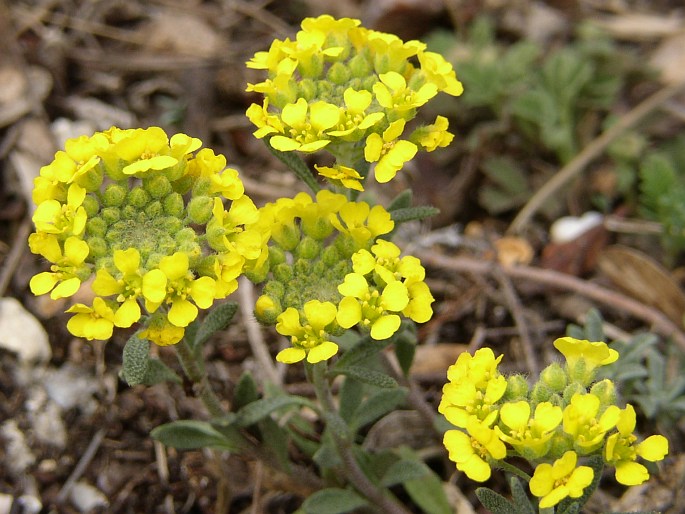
left=310, top=363, right=412, bottom=514
left=175, top=338, right=225, bottom=418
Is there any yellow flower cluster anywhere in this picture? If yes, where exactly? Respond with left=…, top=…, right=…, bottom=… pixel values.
left=246, top=15, right=462, bottom=186
left=29, top=127, right=264, bottom=345
left=439, top=338, right=669, bottom=508
left=251, top=191, right=434, bottom=364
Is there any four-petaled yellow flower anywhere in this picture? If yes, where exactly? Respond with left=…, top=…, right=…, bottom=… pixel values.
left=66, top=297, right=117, bottom=341
left=276, top=300, right=339, bottom=364
left=268, top=98, right=340, bottom=152
left=443, top=417, right=507, bottom=482
left=554, top=336, right=619, bottom=385
left=604, top=404, right=669, bottom=485
left=496, top=401, right=562, bottom=459
left=29, top=235, right=89, bottom=299
left=530, top=451, right=594, bottom=508
left=563, top=393, right=621, bottom=454
left=364, top=119, right=418, bottom=183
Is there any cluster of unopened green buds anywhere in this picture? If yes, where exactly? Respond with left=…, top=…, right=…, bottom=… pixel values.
left=439, top=337, right=669, bottom=510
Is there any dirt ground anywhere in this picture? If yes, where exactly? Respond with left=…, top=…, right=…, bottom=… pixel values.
left=1, top=1, right=685, bottom=513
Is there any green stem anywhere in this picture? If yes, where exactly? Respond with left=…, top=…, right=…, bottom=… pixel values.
left=496, top=459, right=532, bottom=483
left=175, top=338, right=225, bottom=418
left=309, top=363, right=412, bottom=514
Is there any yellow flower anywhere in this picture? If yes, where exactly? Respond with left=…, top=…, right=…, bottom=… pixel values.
left=417, top=51, right=464, bottom=96
left=372, top=71, right=438, bottom=113
left=92, top=248, right=144, bottom=328
left=446, top=348, right=503, bottom=389
left=314, top=164, right=364, bottom=191
left=604, top=404, right=669, bottom=485
left=32, top=183, right=87, bottom=237
left=336, top=273, right=408, bottom=340
left=496, top=401, right=562, bottom=459
left=563, top=393, right=620, bottom=454
left=530, top=451, right=594, bottom=508
left=410, top=115, right=454, bottom=152
left=327, top=88, right=385, bottom=139
left=143, top=252, right=217, bottom=328
left=364, top=119, right=418, bottom=183
left=246, top=99, right=285, bottom=139
left=66, top=297, right=116, bottom=340
left=29, top=236, right=90, bottom=299
left=139, top=312, right=185, bottom=346
left=554, top=336, right=618, bottom=384
left=276, top=300, right=339, bottom=364
left=443, top=417, right=506, bottom=482
left=329, top=201, right=394, bottom=247
left=268, top=98, right=340, bottom=152
left=439, top=373, right=506, bottom=428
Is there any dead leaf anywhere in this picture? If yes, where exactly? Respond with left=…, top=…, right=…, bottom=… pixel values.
left=598, top=245, right=685, bottom=325
left=494, top=236, right=534, bottom=267
left=411, top=343, right=468, bottom=376
left=143, top=10, right=225, bottom=59
left=594, top=13, right=683, bottom=41
left=650, top=32, right=685, bottom=85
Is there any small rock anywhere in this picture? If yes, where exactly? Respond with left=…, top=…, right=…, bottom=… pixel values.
left=42, top=363, right=100, bottom=413
left=0, top=297, right=51, bottom=364
left=70, top=481, right=109, bottom=513
left=1, top=420, right=35, bottom=476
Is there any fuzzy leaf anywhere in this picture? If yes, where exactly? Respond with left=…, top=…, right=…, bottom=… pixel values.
left=400, top=447, right=451, bottom=514
left=234, top=395, right=315, bottom=427
left=510, top=476, right=536, bottom=514
left=141, top=358, right=181, bottom=385
left=233, top=371, right=260, bottom=410
left=476, top=487, right=516, bottom=514
left=380, top=458, right=429, bottom=487
left=332, top=335, right=392, bottom=370
left=390, top=205, right=440, bottom=223
left=388, top=189, right=413, bottom=211
left=351, top=388, right=407, bottom=431
left=300, top=488, right=368, bottom=514
left=332, top=366, right=397, bottom=389
left=120, top=333, right=150, bottom=386
left=192, top=301, right=238, bottom=350
left=265, top=138, right=320, bottom=193
left=151, top=420, right=244, bottom=451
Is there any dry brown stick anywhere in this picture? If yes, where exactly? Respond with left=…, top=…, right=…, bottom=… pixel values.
left=508, top=78, right=685, bottom=234
left=418, top=252, right=685, bottom=351
left=493, top=268, right=539, bottom=376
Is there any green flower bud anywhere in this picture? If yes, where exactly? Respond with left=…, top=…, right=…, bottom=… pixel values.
left=503, top=374, right=529, bottom=401
left=254, top=294, right=282, bottom=325
left=86, top=217, right=107, bottom=237
left=144, top=175, right=173, bottom=199
left=293, top=258, right=311, bottom=277
left=263, top=280, right=285, bottom=300
left=82, top=194, right=100, bottom=217
left=145, top=200, right=163, bottom=218
left=78, top=167, right=104, bottom=191
left=175, top=227, right=196, bottom=245
left=244, top=260, right=269, bottom=284
left=188, top=196, right=214, bottom=224
left=531, top=382, right=552, bottom=404
left=268, top=246, right=286, bottom=267
left=273, top=263, right=293, bottom=283
left=121, top=205, right=137, bottom=219
left=164, top=216, right=184, bottom=235
left=540, top=362, right=568, bottom=393
left=296, top=236, right=321, bottom=260
left=349, top=53, right=372, bottom=79
left=273, top=224, right=301, bottom=252
left=127, top=187, right=150, bottom=209
left=317, top=80, right=334, bottom=100
left=86, top=237, right=108, bottom=259
left=206, top=226, right=225, bottom=251
left=302, top=216, right=334, bottom=240
left=362, top=76, right=377, bottom=92
left=273, top=79, right=298, bottom=108
left=327, top=62, right=351, bottom=85
left=590, top=379, right=617, bottom=408
left=192, top=177, right=212, bottom=197
left=298, top=53, right=324, bottom=79
left=172, top=175, right=194, bottom=195
left=562, top=382, right=587, bottom=404
left=298, top=79, right=318, bottom=101
left=321, top=245, right=341, bottom=267
left=178, top=242, right=201, bottom=257
left=163, top=192, right=185, bottom=218
left=101, top=207, right=121, bottom=225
